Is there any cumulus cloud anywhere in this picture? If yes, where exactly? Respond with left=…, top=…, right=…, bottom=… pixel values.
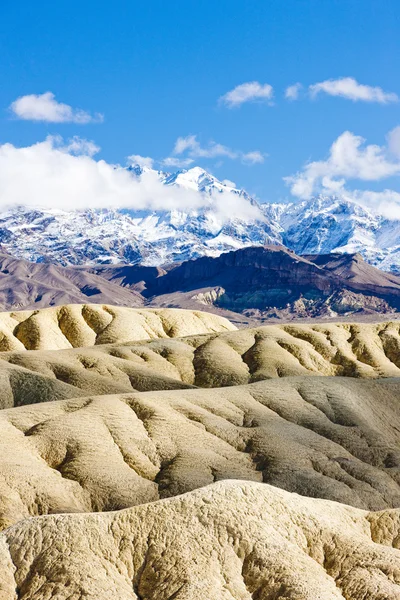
left=241, top=150, right=266, bottom=165
left=57, top=136, right=100, bottom=157
left=173, top=135, right=237, bottom=159
left=130, top=137, right=266, bottom=170
left=0, top=136, right=264, bottom=223
left=222, top=179, right=236, bottom=188
left=350, top=189, right=400, bottom=219
left=9, top=92, right=104, bottom=123
left=161, top=156, right=194, bottom=168
left=0, top=136, right=201, bottom=211
left=242, top=151, right=267, bottom=166
left=286, top=129, right=400, bottom=199
left=171, top=135, right=266, bottom=166
left=285, top=83, right=302, bottom=100
left=285, top=128, right=400, bottom=219
left=219, top=81, right=274, bottom=108
left=127, top=154, right=154, bottom=169
left=211, top=188, right=263, bottom=222
left=309, top=77, right=398, bottom=104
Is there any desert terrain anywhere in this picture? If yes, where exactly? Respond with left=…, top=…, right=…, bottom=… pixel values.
left=0, top=304, right=399, bottom=598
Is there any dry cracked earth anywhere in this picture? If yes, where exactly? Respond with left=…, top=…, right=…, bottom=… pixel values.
left=1, top=304, right=400, bottom=598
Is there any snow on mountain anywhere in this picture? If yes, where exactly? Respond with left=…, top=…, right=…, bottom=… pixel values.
left=278, top=196, right=381, bottom=255
left=0, top=164, right=399, bottom=271
left=0, top=166, right=279, bottom=267
left=275, top=196, right=400, bottom=271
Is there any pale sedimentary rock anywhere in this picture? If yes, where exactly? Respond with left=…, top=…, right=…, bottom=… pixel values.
left=0, top=304, right=236, bottom=351
left=2, top=480, right=400, bottom=599
left=0, top=320, right=400, bottom=413
left=0, top=377, right=400, bottom=530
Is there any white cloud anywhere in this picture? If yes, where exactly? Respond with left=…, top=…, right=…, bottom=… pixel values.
left=162, top=156, right=194, bottom=168
left=0, top=136, right=264, bottom=223
left=127, top=154, right=154, bottom=169
left=9, top=92, right=104, bottom=123
left=285, top=83, right=302, bottom=100
left=285, top=129, right=400, bottom=199
left=222, top=179, right=236, bottom=188
left=350, top=188, right=400, bottom=219
left=173, top=135, right=199, bottom=156
left=172, top=135, right=265, bottom=165
left=173, top=135, right=237, bottom=159
left=241, top=150, right=266, bottom=165
left=211, top=189, right=263, bottom=222
left=285, top=127, right=400, bottom=219
left=309, top=77, right=398, bottom=104
left=58, top=136, right=100, bottom=157
left=0, top=136, right=201, bottom=211
left=219, top=81, right=274, bottom=108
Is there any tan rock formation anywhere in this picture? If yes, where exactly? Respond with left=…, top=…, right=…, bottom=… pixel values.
left=0, top=377, right=400, bottom=530
left=0, top=304, right=236, bottom=351
left=2, top=480, right=400, bottom=599
left=0, top=307, right=399, bottom=598
left=0, top=321, right=399, bottom=411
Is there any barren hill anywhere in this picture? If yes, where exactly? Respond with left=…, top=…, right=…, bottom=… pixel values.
left=0, top=304, right=235, bottom=352
left=87, top=246, right=400, bottom=321
left=0, top=248, right=400, bottom=321
left=0, top=377, right=400, bottom=531
left=305, top=252, right=400, bottom=292
left=2, top=480, right=400, bottom=599
left=0, top=319, right=400, bottom=411
left=139, top=246, right=400, bottom=319
left=0, top=306, right=400, bottom=598
left=0, top=253, right=144, bottom=310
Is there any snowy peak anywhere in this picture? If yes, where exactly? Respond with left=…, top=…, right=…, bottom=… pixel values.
left=278, top=195, right=382, bottom=259
left=163, top=167, right=214, bottom=190
left=0, top=164, right=400, bottom=271
left=0, top=165, right=277, bottom=266
left=130, top=163, right=243, bottom=196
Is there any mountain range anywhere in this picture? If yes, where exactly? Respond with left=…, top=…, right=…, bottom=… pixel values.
left=0, top=164, right=399, bottom=271
left=1, top=245, right=400, bottom=322
left=97, top=245, right=400, bottom=321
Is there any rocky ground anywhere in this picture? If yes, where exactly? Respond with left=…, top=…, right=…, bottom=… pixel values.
left=0, top=306, right=400, bottom=597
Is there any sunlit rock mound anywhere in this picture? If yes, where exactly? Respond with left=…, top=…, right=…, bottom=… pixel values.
left=2, top=480, right=400, bottom=599
left=1, top=377, right=400, bottom=531
left=1, top=307, right=400, bottom=598
left=0, top=319, right=398, bottom=411
left=0, top=320, right=399, bottom=410
left=0, top=304, right=236, bottom=352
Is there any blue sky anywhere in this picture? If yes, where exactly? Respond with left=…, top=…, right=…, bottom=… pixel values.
left=0, top=0, right=399, bottom=208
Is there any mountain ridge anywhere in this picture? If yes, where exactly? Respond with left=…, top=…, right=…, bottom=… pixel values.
left=0, top=164, right=399, bottom=271
left=0, top=246, right=399, bottom=321
left=139, top=245, right=400, bottom=319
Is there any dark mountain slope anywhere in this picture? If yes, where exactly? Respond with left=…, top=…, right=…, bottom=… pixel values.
left=140, top=246, right=400, bottom=319
left=0, top=246, right=399, bottom=320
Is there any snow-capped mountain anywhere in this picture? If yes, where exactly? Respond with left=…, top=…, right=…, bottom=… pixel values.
left=275, top=197, right=382, bottom=258
left=0, top=166, right=279, bottom=267
left=275, top=196, right=400, bottom=271
left=0, top=164, right=399, bottom=271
